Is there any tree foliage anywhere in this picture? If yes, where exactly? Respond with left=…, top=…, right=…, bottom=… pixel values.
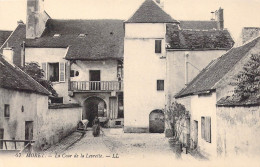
left=233, top=54, right=260, bottom=100
left=22, top=62, right=58, bottom=97
left=165, top=101, right=189, bottom=140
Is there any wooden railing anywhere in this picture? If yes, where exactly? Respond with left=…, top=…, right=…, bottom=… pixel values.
left=0, top=139, right=35, bottom=151
left=70, top=81, right=123, bottom=91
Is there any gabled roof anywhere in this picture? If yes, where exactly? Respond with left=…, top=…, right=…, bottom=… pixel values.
left=0, top=24, right=26, bottom=67
left=175, top=36, right=260, bottom=98
left=0, top=55, right=50, bottom=95
left=0, top=30, right=12, bottom=47
left=217, top=94, right=260, bottom=107
left=166, top=24, right=234, bottom=50
left=179, top=21, right=218, bottom=30
left=25, top=19, right=124, bottom=60
left=125, top=0, right=178, bottom=23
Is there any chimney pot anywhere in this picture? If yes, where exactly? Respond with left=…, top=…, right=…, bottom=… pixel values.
left=17, top=20, right=24, bottom=25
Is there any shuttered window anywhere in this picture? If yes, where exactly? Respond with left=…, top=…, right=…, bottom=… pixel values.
left=157, top=80, right=164, bottom=91
left=59, top=62, right=65, bottom=82
left=155, top=40, right=162, bottom=53
left=42, top=62, right=65, bottom=82
left=201, top=116, right=211, bottom=143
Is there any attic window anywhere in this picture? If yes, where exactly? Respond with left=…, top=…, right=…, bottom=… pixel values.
left=53, top=34, right=61, bottom=38
left=78, top=34, right=87, bottom=38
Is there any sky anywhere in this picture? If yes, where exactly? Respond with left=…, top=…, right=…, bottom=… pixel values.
left=0, top=0, right=260, bottom=41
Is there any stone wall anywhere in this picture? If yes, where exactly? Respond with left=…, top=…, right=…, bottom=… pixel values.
left=217, top=105, right=260, bottom=158
left=36, top=105, right=82, bottom=150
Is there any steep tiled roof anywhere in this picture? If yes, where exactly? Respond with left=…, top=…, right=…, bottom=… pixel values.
left=217, top=94, right=260, bottom=107
left=0, top=30, right=12, bottom=47
left=166, top=24, right=234, bottom=50
left=179, top=21, right=218, bottom=30
left=175, top=36, right=260, bottom=98
left=125, top=0, right=178, bottom=23
left=25, top=19, right=124, bottom=60
left=0, top=55, right=50, bottom=95
left=0, top=24, right=26, bottom=67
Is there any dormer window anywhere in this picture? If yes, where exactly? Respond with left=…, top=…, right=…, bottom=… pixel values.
left=78, top=34, right=87, bottom=38
left=53, top=34, right=61, bottom=38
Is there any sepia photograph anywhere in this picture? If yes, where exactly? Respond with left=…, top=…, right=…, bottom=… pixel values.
left=0, top=0, right=260, bottom=166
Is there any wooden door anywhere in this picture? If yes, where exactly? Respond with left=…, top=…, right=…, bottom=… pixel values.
left=25, top=121, right=33, bottom=146
left=89, top=70, right=100, bottom=90
left=0, top=129, right=3, bottom=149
left=149, top=110, right=165, bottom=133
left=109, top=97, right=118, bottom=119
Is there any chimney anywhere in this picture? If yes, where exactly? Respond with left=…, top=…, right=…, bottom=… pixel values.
left=26, top=0, right=49, bottom=39
left=211, top=11, right=215, bottom=21
left=215, top=8, right=224, bottom=29
left=184, top=52, right=189, bottom=85
left=17, top=20, right=24, bottom=25
left=155, top=0, right=164, bottom=9
left=3, top=45, right=14, bottom=64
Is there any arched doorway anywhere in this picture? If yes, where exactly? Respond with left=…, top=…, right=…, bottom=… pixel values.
left=149, top=110, right=165, bottom=133
left=83, top=97, right=107, bottom=127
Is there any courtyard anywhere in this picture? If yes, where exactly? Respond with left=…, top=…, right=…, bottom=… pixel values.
left=44, top=128, right=197, bottom=161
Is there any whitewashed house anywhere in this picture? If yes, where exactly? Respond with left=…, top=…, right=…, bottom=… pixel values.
left=1, top=0, right=234, bottom=133
left=124, top=0, right=233, bottom=133
left=175, top=36, right=260, bottom=158
left=22, top=0, right=124, bottom=127
left=0, top=53, right=50, bottom=151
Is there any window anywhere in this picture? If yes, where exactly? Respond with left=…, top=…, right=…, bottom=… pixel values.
left=155, top=40, right=162, bottom=53
left=157, top=80, right=164, bottom=91
left=4, top=104, right=10, bottom=118
left=41, top=62, right=65, bottom=82
left=201, top=116, right=211, bottom=143
left=48, top=63, right=59, bottom=82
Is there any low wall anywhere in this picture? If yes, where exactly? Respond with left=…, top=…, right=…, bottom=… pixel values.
left=35, top=104, right=82, bottom=150
left=217, top=105, right=260, bottom=158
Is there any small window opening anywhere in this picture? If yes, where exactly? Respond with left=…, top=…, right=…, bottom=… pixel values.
left=48, top=63, right=59, bottom=82
left=4, top=104, right=10, bottom=118
left=53, top=34, right=61, bottom=38
left=78, top=33, right=87, bottom=38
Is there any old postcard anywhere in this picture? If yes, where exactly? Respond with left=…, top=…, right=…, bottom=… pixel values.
left=0, top=0, right=260, bottom=166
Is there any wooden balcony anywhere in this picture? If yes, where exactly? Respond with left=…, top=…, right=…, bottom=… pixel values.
left=70, top=81, right=123, bottom=92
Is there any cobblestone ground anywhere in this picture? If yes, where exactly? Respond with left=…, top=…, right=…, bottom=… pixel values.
left=44, top=128, right=197, bottom=161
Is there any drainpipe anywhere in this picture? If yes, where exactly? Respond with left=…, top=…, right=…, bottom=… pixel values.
left=22, top=41, right=25, bottom=67
left=185, top=52, right=189, bottom=85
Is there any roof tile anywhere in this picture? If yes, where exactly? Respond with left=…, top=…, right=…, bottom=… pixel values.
left=125, top=0, right=178, bottom=23
left=0, top=55, right=50, bottom=95
left=175, top=36, right=260, bottom=98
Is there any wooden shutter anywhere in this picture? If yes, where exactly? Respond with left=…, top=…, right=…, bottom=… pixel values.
left=201, top=117, right=205, bottom=140
left=59, top=62, right=65, bottom=82
left=206, top=117, right=211, bottom=143
left=42, top=63, right=47, bottom=80
left=155, top=40, right=162, bottom=53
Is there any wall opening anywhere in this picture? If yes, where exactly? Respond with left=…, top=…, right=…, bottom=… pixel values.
left=149, top=109, right=165, bottom=133
left=83, top=97, right=106, bottom=127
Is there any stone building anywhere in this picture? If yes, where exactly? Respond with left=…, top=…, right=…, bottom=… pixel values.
left=175, top=36, right=260, bottom=158
left=124, top=0, right=233, bottom=133
left=1, top=0, right=234, bottom=133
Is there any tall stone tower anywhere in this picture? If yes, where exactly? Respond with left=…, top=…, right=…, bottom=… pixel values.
left=124, top=0, right=179, bottom=133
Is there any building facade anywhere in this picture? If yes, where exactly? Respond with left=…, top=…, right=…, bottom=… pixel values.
left=175, top=36, right=260, bottom=158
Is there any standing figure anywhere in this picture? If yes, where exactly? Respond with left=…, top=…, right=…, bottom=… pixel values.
left=92, top=116, right=100, bottom=137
